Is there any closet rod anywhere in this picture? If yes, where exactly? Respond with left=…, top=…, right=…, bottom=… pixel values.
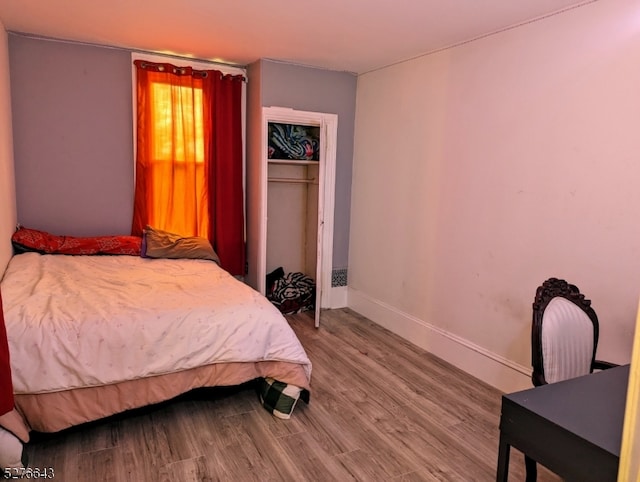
left=268, top=177, right=318, bottom=184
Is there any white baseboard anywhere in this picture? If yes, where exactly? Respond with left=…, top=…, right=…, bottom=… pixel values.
left=328, top=286, right=348, bottom=309
left=347, top=287, right=532, bottom=393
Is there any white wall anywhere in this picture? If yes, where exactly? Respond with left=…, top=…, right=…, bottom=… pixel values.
left=0, top=20, right=17, bottom=274
left=349, top=0, right=640, bottom=392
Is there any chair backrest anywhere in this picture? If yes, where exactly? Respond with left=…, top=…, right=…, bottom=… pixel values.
left=531, top=278, right=599, bottom=386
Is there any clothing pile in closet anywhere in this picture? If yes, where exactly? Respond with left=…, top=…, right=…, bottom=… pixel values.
left=266, top=267, right=315, bottom=314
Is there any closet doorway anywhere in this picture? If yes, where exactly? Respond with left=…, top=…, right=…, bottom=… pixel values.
left=256, top=107, right=337, bottom=327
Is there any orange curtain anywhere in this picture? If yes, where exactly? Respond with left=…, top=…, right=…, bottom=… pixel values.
left=132, top=61, right=209, bottom=238
left=131, top=60, right=246, bottom=276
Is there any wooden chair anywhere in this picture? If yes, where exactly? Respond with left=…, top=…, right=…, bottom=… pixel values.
left=526, top=277, right=618, bottom=481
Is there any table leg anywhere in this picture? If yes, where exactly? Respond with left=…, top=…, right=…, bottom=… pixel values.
left=496, top=432, right=510, bottom=482
left=524, top=455, right=537, bottom=482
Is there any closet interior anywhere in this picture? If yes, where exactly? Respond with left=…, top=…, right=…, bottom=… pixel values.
left=257, top=107, right=338, bottom=327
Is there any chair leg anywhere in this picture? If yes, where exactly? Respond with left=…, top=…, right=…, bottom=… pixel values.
left=524, top=455, right=537, bottom=482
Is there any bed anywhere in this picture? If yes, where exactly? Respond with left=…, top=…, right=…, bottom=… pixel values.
left=0, top=227, right=312, bottom=439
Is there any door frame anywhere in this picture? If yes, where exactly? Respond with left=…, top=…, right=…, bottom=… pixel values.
left=257, top=107, right=337, bottom=323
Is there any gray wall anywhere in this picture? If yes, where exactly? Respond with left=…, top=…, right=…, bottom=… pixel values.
left=259, top=59, right=357, bottom=271
left=9, top=34, right=134, bottom=236
left=8, top=36, right=356, bottom=273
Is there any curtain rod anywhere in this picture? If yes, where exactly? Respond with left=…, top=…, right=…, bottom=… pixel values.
left=7, top=31, right=247, bottom=71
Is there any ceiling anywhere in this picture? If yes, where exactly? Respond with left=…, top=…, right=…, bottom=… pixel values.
left=0, top=0, right=594, bottom=74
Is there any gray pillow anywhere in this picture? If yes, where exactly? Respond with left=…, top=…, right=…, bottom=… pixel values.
left=142, top=226, right=220, bottom=264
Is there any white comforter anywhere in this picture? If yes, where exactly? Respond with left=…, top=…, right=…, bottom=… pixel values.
left=1, top=253, right=311, bottom=394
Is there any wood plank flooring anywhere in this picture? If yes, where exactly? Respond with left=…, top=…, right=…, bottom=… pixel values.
left=23, top=308, right=560, bottom=481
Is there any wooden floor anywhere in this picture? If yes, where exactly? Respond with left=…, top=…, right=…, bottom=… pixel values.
left=24, top=308, right=560, bottom=481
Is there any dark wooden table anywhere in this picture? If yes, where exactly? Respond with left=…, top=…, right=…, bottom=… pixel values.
left=496, top=364, right=629, bottom=481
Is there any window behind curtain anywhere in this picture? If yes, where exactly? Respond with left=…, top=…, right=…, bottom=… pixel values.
left=144, top=78, right=208, bottom=236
